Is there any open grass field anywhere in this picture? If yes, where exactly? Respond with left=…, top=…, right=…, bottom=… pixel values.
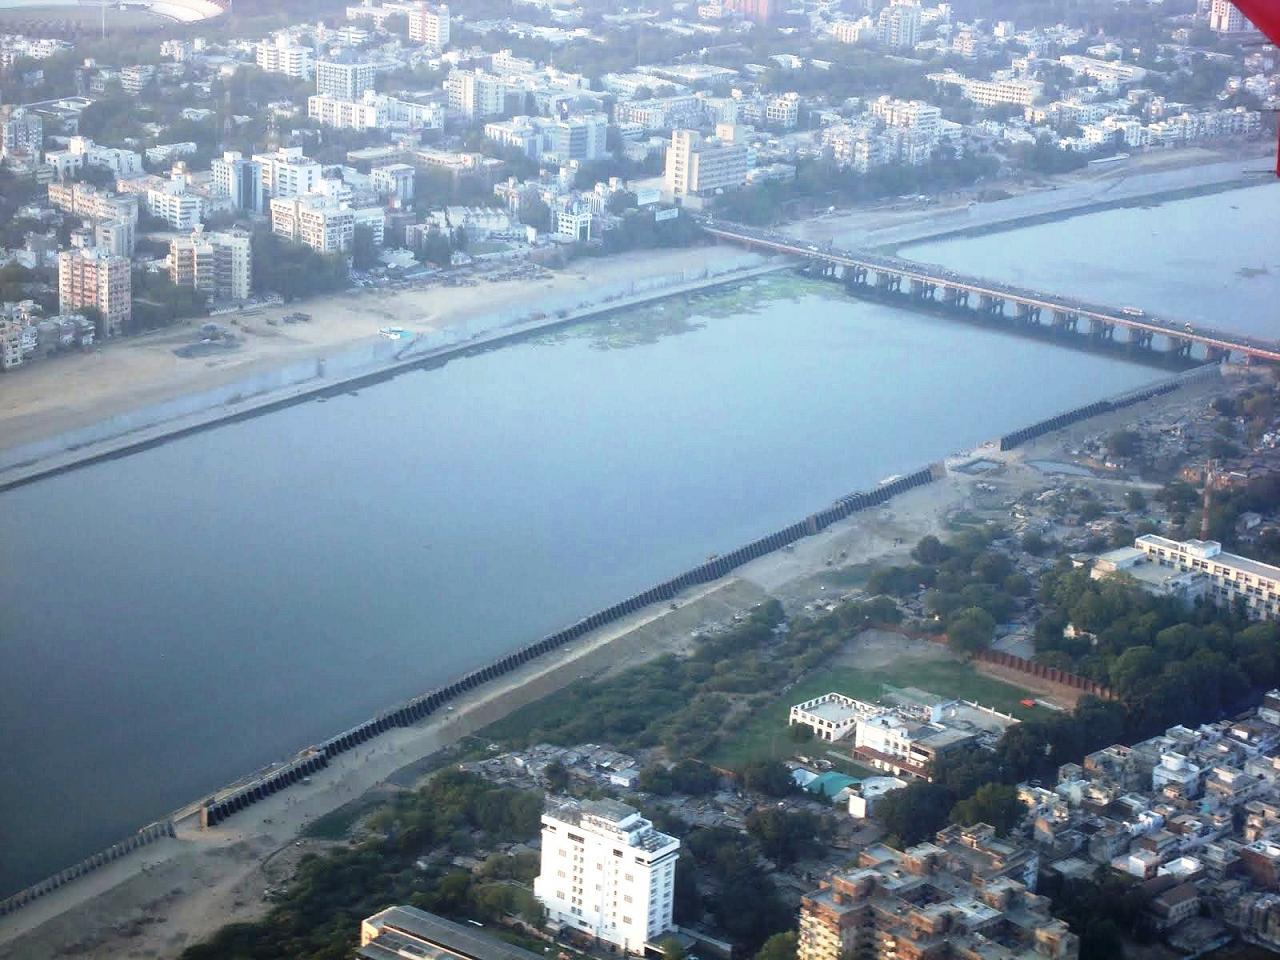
left=708, top=658, right=1039, bottom=771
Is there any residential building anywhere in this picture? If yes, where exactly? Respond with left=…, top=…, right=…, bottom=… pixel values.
left=316, top=54, right=377, bottom=101
left=446, top=69, right=507, bottom=120
left=664, top=126, right=749, bottom=198
left=0, top=106, right=42, bottom=159
left=868, top=95, right=941, bottom=139
left=146, top=173, right=207, bottom=230
left=408, top=2, right=451, bottom=50
left=929, top=70, right=1044, bottom=108
left=615, top=95, right=704, bottom=131
left=271, top=196, right=356, bottom=253
left=359, top=905, right=546, bottom=960
left=256, top=36, right=314, bottom=80
left=211, top=151, right=264, bottom=213
left=58, top=247, right=131, bottom=338
left=534, top=798, right=679, bottom=953
left=877, top=0, right=922, bottom=50
left=371, top=163, right=416, bottom=206
left=831, top=17, right=874, bottom=44
left=170, top=228, right=252, bottom=301
left=253, top=147, right=323, bottom=199
left=308, top=91, right=444, bottom=131
left=120, top=64, right=155, bottom=94
left=798, top=829, right=1076, bottom=960
left=1210, top=0, right=1250, bottom=33
left=723, top=0, right=773, bottom=27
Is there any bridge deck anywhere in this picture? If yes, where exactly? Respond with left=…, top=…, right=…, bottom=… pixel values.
left=702, top=222, right=1280, bottom=363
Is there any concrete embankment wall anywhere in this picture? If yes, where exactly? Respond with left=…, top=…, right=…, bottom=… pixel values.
left=0, top=260, right=772, bottom=485
left=998, top=362, right=1222, bottom=452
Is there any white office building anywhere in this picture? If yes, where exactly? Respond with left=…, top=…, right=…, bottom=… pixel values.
left=316, top=55, right=377, bottom=100
left=409, top=2, right=450, bottom=50
left=664, top=126, right=749, bottom=198
left=534, top=798, right=679, bottom=954
left=211, top=151, right=264, bottom=212
left=1134, top=535, right=1280, bottom=620
left=256, top=36, right=314, bottom=80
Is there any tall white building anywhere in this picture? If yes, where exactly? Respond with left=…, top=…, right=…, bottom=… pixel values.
left=211, top=151, right=264, bottom=213
left=1134, top=535, right=1280, bottom=620
left=1209, top=0, right=1249, bottom=32
left=146, top=173, right=207, bottom=230
left=877, top=0, right=921, bottom=50
left=664, top=126, right=749, bottom=198
left=253, top=147, right=324, bottom=199
left=170, top=228, right=252, bottom=302
left=0, top=106, right=42, bottom=158
left=256, top=37, right=314, bottom=80
left=316, top=55, right=377, bottom=100
left=446, top=69, right=507, bottom=120
left=534, top=799, right=679, bottom=954
left=44, top=136, right=143, bottom=179
left=409, top=2, right=450, bottom=50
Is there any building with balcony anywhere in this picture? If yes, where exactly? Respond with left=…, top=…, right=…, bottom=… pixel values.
left=170, top=228, right=252, bottom=302
left=58, top=247, right=131, bottom=338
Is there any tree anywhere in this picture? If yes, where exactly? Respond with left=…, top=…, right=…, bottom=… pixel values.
left=946, top=607, right=996, bottom=654
left=755, top=932, right=797, bottom=960
left=741, top=759, right=793, bottom=798
left=1107, top=430, right=1141, bottom=459
left=746, top=808, right=821, bottom=866
left=544, top=761, right=569, bottom=793
left=950, top=783, right=1027, bottom=836
left=1125, top=490, right=1146, bottom=511
left=352, top=223, right=380, bottom=271
left=875, top=781, right=954, bottom=845
left=912, top=534, right=950, bottom=565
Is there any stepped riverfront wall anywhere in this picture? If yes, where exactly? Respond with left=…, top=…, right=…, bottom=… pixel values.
left=998, top=363, right=1222, bottom=451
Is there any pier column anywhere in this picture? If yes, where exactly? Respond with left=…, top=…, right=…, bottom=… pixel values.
left=1129, top=329, right=1154, bottom=350
left=979, top=294, right=1005, bottom=317
left=1089, top=318, right=1115, bottom=340
left=1205, top=346, right=1230, bottom=362
left=875, top=271, right=902, bottom=293
left=1052, top=310, right=1078, bottom=332
left=1016, top=303, right=1041, bottom=325
left=910, top=279, right=936, bottom=300
left=1168, top=336, right=1193, bottom=359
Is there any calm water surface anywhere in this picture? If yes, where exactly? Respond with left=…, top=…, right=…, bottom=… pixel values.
left=902, top=182, right=1280, bottom=339
left=0, top=275, right=1165, bottom=895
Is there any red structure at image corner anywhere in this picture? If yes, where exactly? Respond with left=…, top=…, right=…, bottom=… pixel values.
left=1231, top=1, right=1280, bottom=174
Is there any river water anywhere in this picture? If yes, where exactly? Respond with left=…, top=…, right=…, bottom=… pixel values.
left=902, top=181, right=1280, bottom=339
left=0, top=189, right=1253, bottom=896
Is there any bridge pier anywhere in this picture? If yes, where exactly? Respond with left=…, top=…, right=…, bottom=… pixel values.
left=1169, top=336, right=1193, bottom=359
left=1128, top=329, right=1154, bottom=350
left=910, top=279, right=936, bottom=300
left=979, top=294, right=1005, bottom=317
left=875, top=271, right=902, bottom=294
left=1052, top=310, right=1078, bottom=333
left=943, top=287, right=969, bottom=309
left=1206, top=346, right=1230, bottom=363
left=845, top=265, right=868, bottom=287
left=1015, top=303, right=1041, bottom=326
left=1089, top=318, right=1115, bottom=340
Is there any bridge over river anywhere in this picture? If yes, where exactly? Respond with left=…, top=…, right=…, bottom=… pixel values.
left=700, top=220, right=1280, bottom=364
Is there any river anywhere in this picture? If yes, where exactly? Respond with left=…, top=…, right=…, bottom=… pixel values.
left=0, top=194, right=1245, bottom=896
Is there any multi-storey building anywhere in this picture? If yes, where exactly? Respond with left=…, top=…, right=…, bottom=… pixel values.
left=1210, top=0, right=1250, bottom=33
left=316, top=54, right=377, bottom=101
left=929, top=70, right=1044, bottom=108
left=614, top=95, right=704, bottom=131
left=371, top=163, right=415, bottom=205
left=253, top=147, right=324, bottom=199
left=308, top=91, right=444, bottom=131
left=120, top=64, right=156, bottom=94
left=145, top=175, right=207, bottom=231
left=798, top=829, right=1076, bottom=960
left=170, top=229, right=252, bottom=302
left=0, top=106, right=42, bottom=158
left=211, top=151, right=264, bottom=213
left=446, top=69, right=507, bottom=120
left=664, top=127, right=749, bottom=198
left=408, top=2, right=451, bottom=50
left=831, top=17, right=874, bottom=43
left=270, top=196, right=383, bottom=253
left=1132, top=535, right=1280, bottom=620
left=534, top=798, right=679, bottom=954
left=256, top=37, right=314, bottom=80
left=877, top=0, right=921, bottom=50
left=359, top=905, right=546, bottom=960
left=868, top=95, right=941, bottom=139
left=58, top=247, right=131, bottom=338
left=44, top=136, right=143, bottom=179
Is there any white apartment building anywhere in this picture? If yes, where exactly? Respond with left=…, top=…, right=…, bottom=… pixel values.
left=534, top=798, right=679, bottom=954
left=831, top=17, right=874, bottom=44
left=270, top=196, right=383, bottom=253
left=877, top=0, right=921, bottom=50
left=446, top=69, right=507, bottom=120
left=211, top=151, right=264, bottom=212
left=822, top=122, right=889, bottom=173
left=45, top=136, right=143, bottom=179
left=930, top=70, right=1044, bottom=108
left=1134, top=535, right=1280, bottom=620
left=664, top=126, right=749, bottom=197
left=614, top=95, right=704, bottom=131
left=58, top=247, right=131, bottom=338
left=170, top=229, right=252, bottom=302
left=1210, top=0, right=1249, bottom=33
left=253, top=147, right=324, bottom=199
left=316, top=55, right=377, bottom=101
left=1058, top=54, right=1146, bottom=87
left=146, top=175, right=207, bottom=230
left=868, top=95, right=941, bottom=139
left=371, top=163, right=415, bottom=204
left=764, top=92, right=800, bottom=128
left=308, top=91, right=444, bottom=131
left=256, top=37, right=314, bottom=80
left=408, top=2, right=450, bottom=50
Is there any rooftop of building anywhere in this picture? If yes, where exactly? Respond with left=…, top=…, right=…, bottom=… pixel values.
left=360, top=906, right=546, bottom=960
